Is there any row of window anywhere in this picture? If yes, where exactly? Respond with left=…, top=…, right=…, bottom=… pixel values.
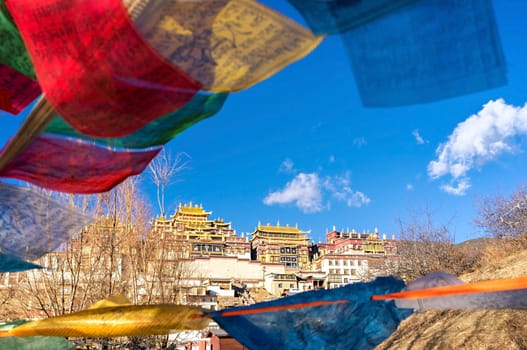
left=279, top=256, right=297, bottom=263
left=328, top=269, right=357, bottom=276
left=280, top=247, right=297, bottom=254
left=192, top=244, right=223, bottom=252
left=327, top=259, right=363, bottom=266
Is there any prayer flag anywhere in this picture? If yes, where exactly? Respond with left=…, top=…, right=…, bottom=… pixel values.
left=0, top=135, right=160, bottom=193
left=373, top=272, right=527, bottom=311
left=44, top=93, right=228, bottom=149
left=6, top=0, right=201, bottom=137
left=0, top=251, right=42, bottom=272
left=288, top=0, right=420, bottom=35
left=0, top=1, right=35, bottom=78
left=0, top=321, right=74, bottom=349
left=125, top=0, right=322, bottom=92
left=0, top=181, right=90, bottom=263
left=210, top=277, right=411, bottom=350
left=2, top=298, right=207, bottom=338
left=342, top=0, right=506, bottom=106
left=0, top=63, right=41, bottom=114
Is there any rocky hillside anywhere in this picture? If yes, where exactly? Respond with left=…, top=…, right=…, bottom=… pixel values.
left=377, top=248, right=527, bottom=349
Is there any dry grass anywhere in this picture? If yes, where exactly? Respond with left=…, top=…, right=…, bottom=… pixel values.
left=376, top=240, right=527, bottom=350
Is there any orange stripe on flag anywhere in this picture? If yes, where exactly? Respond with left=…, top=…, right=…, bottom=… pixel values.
left=220, top=300, right=348, bottom=317
left=371, top=276, right=527, bottom=301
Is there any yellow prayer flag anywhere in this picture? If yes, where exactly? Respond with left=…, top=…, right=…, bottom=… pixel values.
left=2, top=300, right=208, bottom=338
left=125, top=0, right=323, bottom=91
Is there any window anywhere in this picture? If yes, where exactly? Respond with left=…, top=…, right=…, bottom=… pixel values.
left=344, top=269, right=349, bottom=275
left=292, top=248, right=297, bottom=254
left=278, top=283, right=283, bottom=288
left=328, top=260, right=334, bottom=266
left=290, top=284, right=295, bottom=288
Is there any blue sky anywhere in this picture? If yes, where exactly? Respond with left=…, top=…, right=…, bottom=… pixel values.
left=3, top=1, right=527, bottom=244
left=157, top=1, right=527, bottom=243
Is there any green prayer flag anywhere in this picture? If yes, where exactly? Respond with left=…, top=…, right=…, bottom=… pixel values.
left=0, top=1, right=35, bottom=78
left=45, top=93, right=228, bottom=149
left=0, top=321, right=75, bottom=350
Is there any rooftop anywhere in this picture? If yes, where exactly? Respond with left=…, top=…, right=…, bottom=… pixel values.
left=176, top=202, right=212, bottom=216
left=255, top=222, right=308, bottom=235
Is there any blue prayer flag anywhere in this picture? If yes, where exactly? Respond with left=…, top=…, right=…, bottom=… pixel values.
left=210, top=276, right=412, bottom=350
left=288, top=0, right=420, bottom=35
left=342, top=0, right=506, bottom=106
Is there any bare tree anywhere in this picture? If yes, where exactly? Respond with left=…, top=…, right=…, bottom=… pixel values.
left=0, top=273, right=24, bottom=321
left=12, top=177, right=198, bottom=348
left=148, top=150, right=190, bottom=218
left=475, top=185, right=527, bottom=239
left=393, top=208, right=477, bottom=281
left=15, top=179, right=150, bottom=316
left=472, top=185, right=527, bottom=269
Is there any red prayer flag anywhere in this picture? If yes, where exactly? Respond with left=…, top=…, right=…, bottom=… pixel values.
left=6, top=0, right=201, bottom=137
left=0, top=63, right=41, bottom=114
left=0, top=135, right=160, bottom=193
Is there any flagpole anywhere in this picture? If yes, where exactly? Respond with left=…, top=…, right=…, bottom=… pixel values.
left=0, top=96, right=55, bottom=170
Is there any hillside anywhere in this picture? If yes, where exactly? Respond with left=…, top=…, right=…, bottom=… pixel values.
left=376, top=248, right=527, bottom=349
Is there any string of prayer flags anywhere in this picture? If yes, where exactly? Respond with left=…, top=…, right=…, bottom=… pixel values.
left=0, top=63, right=41, bottom=114
left=287, top=0, right=420, bottom=35
left=341, top=0, right=507, bottom=106
left=6, top=0, right=201, bottom=137
left=124, top=0, right=322, bottom=92
left=0, top=1, right=35, bottom=78
left=0, top=135, right=160, bottom=193
left=0, top=181, right=90, bottom=266
left=44, top=93, right=228, bottom=149
left=5, top=273, right=527, bottom=347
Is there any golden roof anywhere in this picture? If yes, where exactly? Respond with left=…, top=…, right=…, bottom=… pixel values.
left=176, top=202, right=211, bottom=216
left=154, top=215, right=170, bottom=222
left=255, top=223, right=308, bottom=235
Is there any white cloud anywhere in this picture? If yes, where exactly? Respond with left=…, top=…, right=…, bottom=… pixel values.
left=263, top=173, right=323, bottom=213
left=323, top=172, right=371, bottom=207
left=428, top=99, right=527, bottom=195
left=346, top=191, right=371, bottom=207
left=412, top=129, right=427, bottom=144
left=279, top=158, right=295, bottom=173
left=353, top=137, right=367, bottom=148
left=440, top=178, right=471, bottom=196
left=406, top=183, right=414, bottom=191
left=328, top=155, right=336, bottom=163
left=264, top=171, right=370, bottom=213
